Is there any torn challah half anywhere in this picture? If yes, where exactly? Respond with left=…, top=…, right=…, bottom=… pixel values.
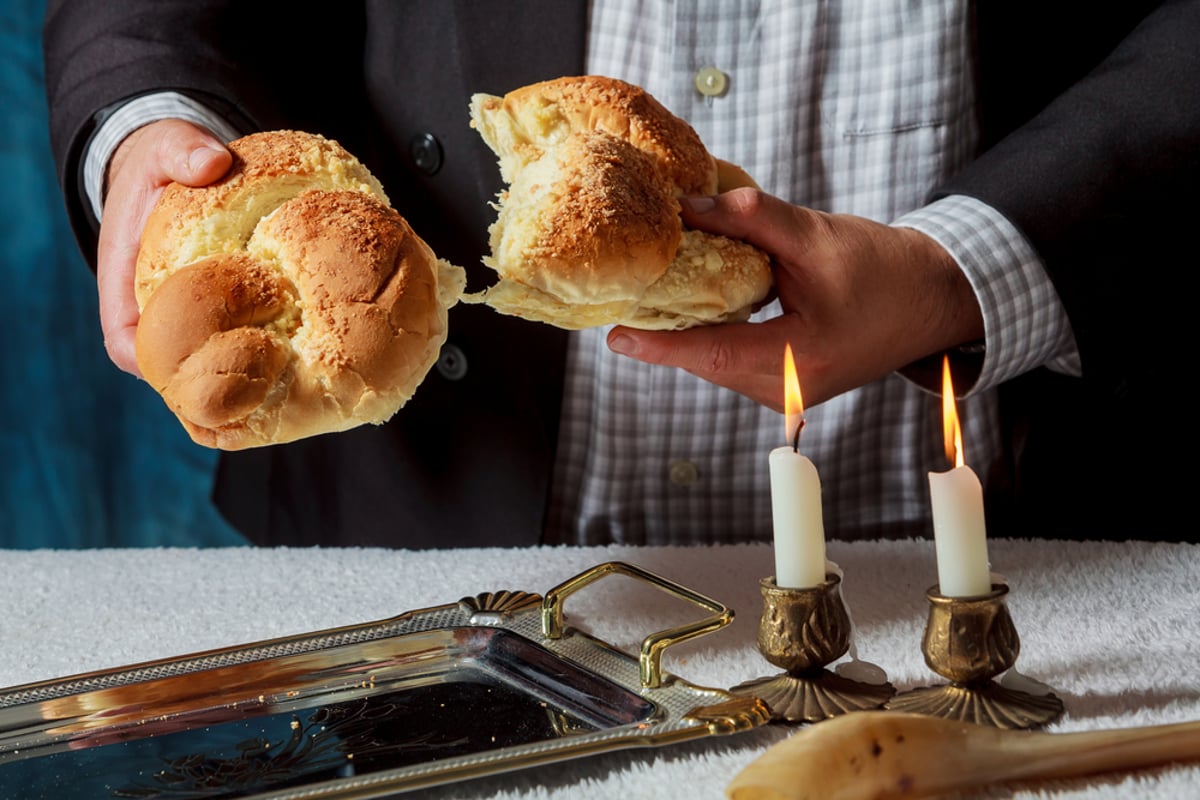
left=134, top=130, right=466, bottom=450
left=464, top=75, right=772, bottom=330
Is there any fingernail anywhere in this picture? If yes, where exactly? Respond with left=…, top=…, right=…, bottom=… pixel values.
left=188, top=144, right=225, bottom=174
left=608, top=333, right=637, bottom=357
left=681, top=195, right=717, bottom=213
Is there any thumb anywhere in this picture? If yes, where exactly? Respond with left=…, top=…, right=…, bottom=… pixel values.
left=181, top=141, right=231, bottom=185
left=137, top=119, right=232, bottom=187
left=161, top=126, right=231, bottom=186
left=681, top=188, right=822, bottom=261
left=107, top=118, right=232, bottom=191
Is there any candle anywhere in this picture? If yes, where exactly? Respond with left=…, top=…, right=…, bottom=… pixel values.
left=929, top=355, right=992, bottom=597
left=769, top=345, right=827, bottom=589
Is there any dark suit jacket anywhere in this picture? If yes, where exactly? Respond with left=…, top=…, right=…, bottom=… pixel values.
left=43, top=1, right=1199, bottom=545
left=944, top=1, right=1198, bottom=541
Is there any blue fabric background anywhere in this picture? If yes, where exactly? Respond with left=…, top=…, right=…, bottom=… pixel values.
left=0, top=0, right=244, bottom=546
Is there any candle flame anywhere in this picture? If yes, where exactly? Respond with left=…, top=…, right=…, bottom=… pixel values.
left=941, top=355, right=964, bottom=468
left=783, top=344, right=804, bottom=448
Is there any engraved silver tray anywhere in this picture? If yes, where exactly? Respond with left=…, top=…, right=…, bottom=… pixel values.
left=0, top=562, right=769, bottom=799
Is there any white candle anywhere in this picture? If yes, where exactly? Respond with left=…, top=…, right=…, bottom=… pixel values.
left=769, top=344, right=828, bottom=589
left=929, top=464, right=991, bottom=597
left=929, top=355, right=992, bottom=597
left=770, top=445, right=827, bottom=588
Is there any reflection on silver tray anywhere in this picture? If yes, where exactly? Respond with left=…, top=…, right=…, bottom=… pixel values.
left=0, top=562, right=769, bottom=799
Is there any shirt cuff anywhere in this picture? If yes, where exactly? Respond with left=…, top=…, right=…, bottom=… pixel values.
left=83, top=91, right=244, bottom=223
left=892, top=195, right=1081, bottom=395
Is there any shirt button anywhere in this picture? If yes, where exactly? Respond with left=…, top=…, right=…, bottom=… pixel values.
left=436, top=343, right=468, bottom=380
left=668, top=460, right=699, bottom=486
left=694, top=67, right=729, bottom=99
left=410, top=133, right=443, bottom=175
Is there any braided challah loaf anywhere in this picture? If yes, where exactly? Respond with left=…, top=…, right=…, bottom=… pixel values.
left=134, top=130, right=466, bottom=450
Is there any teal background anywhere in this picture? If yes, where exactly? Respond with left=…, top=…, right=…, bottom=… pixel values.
left=0, top=0, right=244, bottom=547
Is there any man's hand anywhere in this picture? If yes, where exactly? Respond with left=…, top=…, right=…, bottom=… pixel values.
left=605, top=189, right=984, bottom=411
left=97, top=119, right=231, bottom=376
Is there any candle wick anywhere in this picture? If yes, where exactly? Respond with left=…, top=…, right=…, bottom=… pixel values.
left=792, top=418, right=805, bottom=453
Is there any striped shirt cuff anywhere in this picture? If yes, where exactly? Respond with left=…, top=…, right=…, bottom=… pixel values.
left=893, top=195, right=1081, bottom=394
left=83, top=91, right=244, bottom=222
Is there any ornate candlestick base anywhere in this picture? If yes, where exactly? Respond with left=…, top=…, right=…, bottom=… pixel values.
left=731, top=575, right=895, bottom=723
left=886, top=583, right=1064, bottom=730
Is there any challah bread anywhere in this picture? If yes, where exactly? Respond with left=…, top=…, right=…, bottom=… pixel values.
left=464, top=75, right=772, bottom=331
left=134, top=130, right=466, bottom=450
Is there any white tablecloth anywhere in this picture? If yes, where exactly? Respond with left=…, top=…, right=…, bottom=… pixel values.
left=2, top=539, right=1198, bottom=799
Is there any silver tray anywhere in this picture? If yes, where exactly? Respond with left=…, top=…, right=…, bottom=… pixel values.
left=0, top=561, right=769, bottom=799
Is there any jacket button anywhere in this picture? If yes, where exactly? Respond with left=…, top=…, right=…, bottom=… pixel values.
left=436, top=343, right=468, bottom=380
left=410, top=133, right=443, bottom=175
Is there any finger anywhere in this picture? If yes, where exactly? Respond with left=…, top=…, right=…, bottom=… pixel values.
left=606, top=319, right=800, bottom=411
left=96, top=174, right=155, bottom=377
left=96, top=259, right=142, bottom=375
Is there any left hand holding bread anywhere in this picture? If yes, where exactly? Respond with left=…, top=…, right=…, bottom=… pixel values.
left=132, top=129, right=465, bottom=449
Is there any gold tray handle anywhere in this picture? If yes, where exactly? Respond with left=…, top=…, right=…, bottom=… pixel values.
left=541, top=561, right=734, bottom=689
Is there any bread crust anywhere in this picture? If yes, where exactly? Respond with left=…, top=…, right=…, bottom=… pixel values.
left=473, top=75, right=718, bottom=196
left=134, top=130, right=465, bottom=449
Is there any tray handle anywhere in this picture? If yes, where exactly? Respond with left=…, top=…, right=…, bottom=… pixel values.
left=541, top=561, right=733, bottom=689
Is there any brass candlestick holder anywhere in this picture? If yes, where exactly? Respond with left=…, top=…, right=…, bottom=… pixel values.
left=730, top=574, right=895, bottom=723
left=886, top=583, right=1064, bottom=729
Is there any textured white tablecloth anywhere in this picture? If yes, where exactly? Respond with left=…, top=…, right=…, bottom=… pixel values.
left=2, top=539, right=1198, bottom=799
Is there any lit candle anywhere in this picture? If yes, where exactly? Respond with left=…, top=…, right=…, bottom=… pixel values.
left=929, top=355, right=992, bottom=597
left=769, top=345, right=827, bottom=589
